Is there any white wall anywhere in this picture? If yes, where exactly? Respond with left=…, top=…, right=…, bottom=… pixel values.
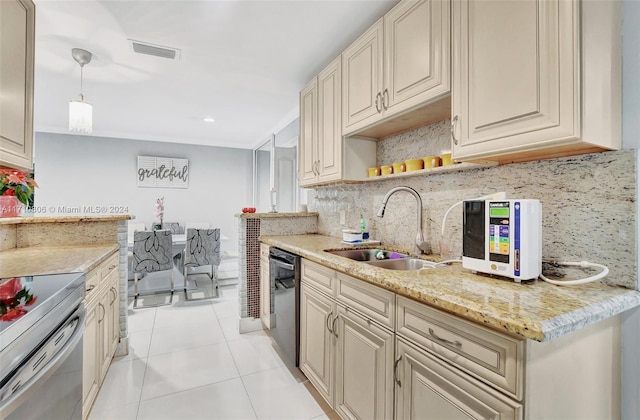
left=33, top=132, right=253, bottom=254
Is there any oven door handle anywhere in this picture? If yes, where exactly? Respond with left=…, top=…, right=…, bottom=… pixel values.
left=271, top=259, right=295, bottom=271
left=0, top=306, right=86, bottom=417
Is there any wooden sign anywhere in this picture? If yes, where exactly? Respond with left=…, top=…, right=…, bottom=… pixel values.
left=137, top=156, right=189, bottom=188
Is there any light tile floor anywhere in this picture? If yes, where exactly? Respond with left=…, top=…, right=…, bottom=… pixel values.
left=88, top=280, right=337, bottom=420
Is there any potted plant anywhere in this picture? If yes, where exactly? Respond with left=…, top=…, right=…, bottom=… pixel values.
left=0, top=168, right=38, bottom=217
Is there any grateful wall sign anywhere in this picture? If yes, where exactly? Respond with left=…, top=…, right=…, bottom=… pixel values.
left=137, top=156, right=189, bottom=189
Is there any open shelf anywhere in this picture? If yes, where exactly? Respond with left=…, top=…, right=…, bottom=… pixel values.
left=359, top=162, right=498, bottom=182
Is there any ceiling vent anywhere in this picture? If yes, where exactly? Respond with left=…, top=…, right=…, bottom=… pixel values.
left=129, top=39, right=180, bottom=60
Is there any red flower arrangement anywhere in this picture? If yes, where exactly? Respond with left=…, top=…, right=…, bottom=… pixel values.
left=0, top=278, right=37, bottom=322
left=0, top=168, right=38, bottom=205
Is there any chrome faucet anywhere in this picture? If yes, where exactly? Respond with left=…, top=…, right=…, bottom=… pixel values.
left=377, top=186, right=429, bottom=254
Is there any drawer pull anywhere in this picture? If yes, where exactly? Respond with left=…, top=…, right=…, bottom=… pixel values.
left=428, top=328, right=462, bottom=349
left=393, top=355, right=402, bottom=387
left=86, top=284, right=96, bottom=292
left=332, top=315, right=338, bottom=339
left=109, top=264, right=117, bottom=270
left=451, top=115, right=459, bottom=145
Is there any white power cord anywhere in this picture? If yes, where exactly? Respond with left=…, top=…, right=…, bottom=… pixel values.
left=440, top=192, right=507, bottom=237
left=539, top=261, right=609, bottom=285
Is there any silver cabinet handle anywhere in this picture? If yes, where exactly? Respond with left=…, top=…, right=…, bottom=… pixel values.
left=375, top=92, right=382, bottom=113
left=394, top=355, right=402, bottom=387
left=332, top=315, right=338, bottom=339
left=451, top=115, right=459, bottom=145
left=428, top=327, right=462, bottom=348
left=326, top=311, right=334, bottom=334
left=382, top=88, right=389, bottom=110
left=315, top=161, right=320, bottom=176
left=86, top=284, right=96, bottom=293
left=110, top=287, right=117, bottom=304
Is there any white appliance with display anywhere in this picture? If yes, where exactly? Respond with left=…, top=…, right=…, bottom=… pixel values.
left=462, top=199, right=542, bottom=282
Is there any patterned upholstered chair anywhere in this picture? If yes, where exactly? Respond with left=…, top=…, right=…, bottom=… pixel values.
left=162, top=222, right=184, bottom=234
left=132, top=229, right=174, bottom=305
left=183, top=228, right=221, bottom=300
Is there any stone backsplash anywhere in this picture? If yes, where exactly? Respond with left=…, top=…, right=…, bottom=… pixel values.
left=308, top=121, right=637, bottom=289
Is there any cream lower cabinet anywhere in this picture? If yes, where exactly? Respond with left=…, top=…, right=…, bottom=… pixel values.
left=451, top=0, right=621, bottom=163
left=299, top=259, right=394, bottom=419
left=82, top=252, right=120, bottom=419
left=395, top=338, right=522, bottom=419
left=300, top=260, right=622, bottom=419
left=260, top=244, right=273, bottom=329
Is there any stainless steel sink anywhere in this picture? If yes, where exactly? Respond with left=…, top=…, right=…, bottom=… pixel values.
left=325, top=248, right=440, bottom=271
left=365, top=258, right=438, bottom=271
left=325, top=249, right=409, bottom=262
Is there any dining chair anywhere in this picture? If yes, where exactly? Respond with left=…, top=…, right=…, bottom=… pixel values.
left=183, top=228, right=221, bottom=300
left=132, top=229, right=174, bottom=307
left=127, top=223, right=147, bottom=280
left=162, top=222, right=184, bottom=234
left=185, top=221, right=209, bottom=231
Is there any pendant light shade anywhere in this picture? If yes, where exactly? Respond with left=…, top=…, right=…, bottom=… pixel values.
left=69, top=48, right=93, bottom=134
left=68, top=98, right=92, bottom=133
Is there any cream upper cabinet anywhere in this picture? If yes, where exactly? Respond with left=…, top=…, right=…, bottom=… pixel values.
left=299, top=57, right=375, bottom=187
left=299, top=57, right=343, bottom=187
left=0, top=0, right=35, bottom=170
left=342, top=0, right=451, bottom=137
left=451, top=0, right=621, bottom=163
left=299, top=78, right=318, bottom=186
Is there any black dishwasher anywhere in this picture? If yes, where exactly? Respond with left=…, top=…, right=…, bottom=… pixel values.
left=269, top=247, right=301, bottom=368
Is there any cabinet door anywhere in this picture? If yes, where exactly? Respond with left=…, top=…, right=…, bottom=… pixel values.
left=299, top=283, right=335, bottom=406
left=299, top=78, right=318, bottom=186
left=334, top=306, right=394, bottom=420
left=395, top=338, right=522, bottom=420
left=108, top=274, right=120, bottom=356
left=0, top=0, right=34, bottom=170
left=260, top=256, right=272, bottom=328
left=82, top=299, right=100, bottom=419
left=384, top=0, right=450, bottom=114
left=342, top=18, right=384, bottom=134
left=98, top=290, right=111, bottom=382
left=451, top=0, right=579, bottom=162
left=316, top=57, right=342, bottom=184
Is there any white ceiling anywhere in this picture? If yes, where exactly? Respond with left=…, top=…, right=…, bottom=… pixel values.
left=33, top=0, right=397, bottom=149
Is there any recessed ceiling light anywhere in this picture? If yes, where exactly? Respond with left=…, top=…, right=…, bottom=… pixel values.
left=203, top=117, right=215, bottom=123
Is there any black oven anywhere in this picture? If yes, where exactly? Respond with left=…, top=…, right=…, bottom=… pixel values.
left=269, top=247, right=300, bottom=368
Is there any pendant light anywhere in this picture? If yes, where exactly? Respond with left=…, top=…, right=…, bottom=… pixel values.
left=68, top=48, right=93, bottom=134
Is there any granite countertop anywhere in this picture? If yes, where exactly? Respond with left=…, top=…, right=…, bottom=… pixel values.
left=260, top=234, right=640, bottom=342
left=0, top=214, right=132, bottom=225
left=236, top=212, right=318, bottom=219
left=0, top=244, right=119, bottom=277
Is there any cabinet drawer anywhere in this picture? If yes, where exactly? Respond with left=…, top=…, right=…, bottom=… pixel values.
left=396, top=296, right=523, bottom=400
left=336, top=273, right=394, bottom=329
left=99, top=253, right=119, bottom=284
left=85, top=269, right=99, bottom=294
left=301, top=259, right=336, bottom=297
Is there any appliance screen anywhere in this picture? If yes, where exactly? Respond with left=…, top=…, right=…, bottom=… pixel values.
left=489, top=202, right=510, bottom=263
left=463, top=201, right=485, bottom=259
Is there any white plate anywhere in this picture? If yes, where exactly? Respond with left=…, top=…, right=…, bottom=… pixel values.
left=340, top=240, right=381, bottom=247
